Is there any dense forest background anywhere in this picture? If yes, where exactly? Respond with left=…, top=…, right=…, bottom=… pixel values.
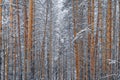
left=0, top=0, right=120, bottom=80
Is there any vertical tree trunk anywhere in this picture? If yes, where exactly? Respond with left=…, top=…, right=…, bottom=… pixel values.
left=88, top=0, right=95, bottom=79
left=106, top=0, right=112, bottom=79
left=91, top=1, right=95, bottom=79
left=23, top=0, right=28, bottom=80
left=72, top=0, right=79, bottom=80
left=13, top=31, right=17, bottom=80
left=88, top=0, right=92, bottom=79
left=96, top=0, right=102, bottom=79
left=32, top=1, right=35, bottom=79
left=40, top=0, right=49, bottom=79
left=27, top=0, right=33, bottom=79
left=47, top=0, right=53, bottom=80
left=102, top=0, right=107, bottom=76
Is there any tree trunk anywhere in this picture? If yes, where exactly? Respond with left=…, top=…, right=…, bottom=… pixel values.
left=96, top=0, right=102, bottom=79
left=88, top=0, right=92, bottom=79
left=23, top=0, right=28, bottom=80
left=72, top=0, right=79, bottom=80
left=40, top=0, right=49, bottom=79
left=47, top=0, right=53, bottom=80
left=27, top=0, right=33, bottom=79
left=106, top=0, right=112, bottom=79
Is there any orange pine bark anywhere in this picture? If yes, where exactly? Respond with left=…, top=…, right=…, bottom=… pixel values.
left=13, top=33, right=17, bottom=80
left=88, top=0, right=95, bottom=79
left=87, top=0, right=91, bottom=80
left=106, top=0, right=112, bottom=78
left=86, top=0, right=91, bottom=80
left=27, top=0, right=33, bottom=79
left=72, top=0, right=79, bottom=80
left=23, top=0, right=28, bottom=80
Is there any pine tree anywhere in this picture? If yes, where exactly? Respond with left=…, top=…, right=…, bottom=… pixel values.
left=72, top=0, right=79, bottom=80
left=106, top=0, right=112, bottom=79
left=23, top=0, right=28, bottom=80
left=27, top=0, right=34, bottom=79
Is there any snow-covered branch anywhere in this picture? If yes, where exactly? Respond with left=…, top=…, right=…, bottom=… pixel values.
left=72, top=27, right=91, bottom=42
